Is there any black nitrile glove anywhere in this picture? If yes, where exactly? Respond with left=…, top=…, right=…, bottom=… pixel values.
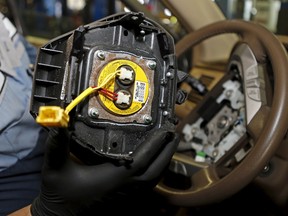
left=30, top=128, right=179, bottom=216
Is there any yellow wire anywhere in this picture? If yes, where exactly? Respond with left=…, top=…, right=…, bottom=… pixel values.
left=64, top=87, right=95, bottom=114
left=97, top=70, right=120, bottom=89
left=64, top=70, right=120, bottom=114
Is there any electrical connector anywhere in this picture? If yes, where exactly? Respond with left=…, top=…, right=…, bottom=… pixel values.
left=36, top=106, right=69, bottom=127
left=115, top=91, right=131, bottom=105
left=119, top=67, right=134, bottom=81
left=195, top=151, right=206, bottom=163
left=117, top=66, right=135, bottom=85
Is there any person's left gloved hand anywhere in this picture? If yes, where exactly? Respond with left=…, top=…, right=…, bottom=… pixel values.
left=30, top=128, right=179, bottom=216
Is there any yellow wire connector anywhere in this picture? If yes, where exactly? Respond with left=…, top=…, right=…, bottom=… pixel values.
left=36, top=106, right=69, bottom=127
left=35, top=70, right=119, bottom=128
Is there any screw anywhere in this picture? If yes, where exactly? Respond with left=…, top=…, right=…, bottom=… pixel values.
left=163, top=111, right=169, bottom=116
left=225, top=89, right=233, bottom=98
left=166, top=71, right=174, bottom=79
left=89, top=108, right=99, bottom=118
left=143, top=114, right=152, bottom=124
left=147, top=60, right=156, bottom=70
left=96, top=50, right=105, bottom=60
left=217, top=115, right=229, bottom=129
left=259, top=162, right=273, bottom=177
left=212, top=150, right=218, bottom=157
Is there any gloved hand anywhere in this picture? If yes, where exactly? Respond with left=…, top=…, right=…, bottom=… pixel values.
left=30, top=128, right=179, bottom=216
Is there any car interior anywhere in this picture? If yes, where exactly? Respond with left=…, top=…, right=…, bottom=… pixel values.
left=2, top=0, right=288, bottom=215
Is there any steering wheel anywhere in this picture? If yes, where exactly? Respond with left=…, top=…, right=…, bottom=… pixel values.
left=155, top=20, right=288, bottom=206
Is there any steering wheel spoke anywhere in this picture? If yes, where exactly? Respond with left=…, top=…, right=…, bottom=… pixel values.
left=191, top=165, right=220, bottom=189
left=246, top=105, right=271, bottom=140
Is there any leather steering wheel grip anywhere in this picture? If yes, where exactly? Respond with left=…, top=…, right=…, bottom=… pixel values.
left=155, top=20, right=288, bottom=206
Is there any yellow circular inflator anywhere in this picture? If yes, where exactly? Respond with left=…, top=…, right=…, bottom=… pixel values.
left=97, top=59, right=149, bottom=116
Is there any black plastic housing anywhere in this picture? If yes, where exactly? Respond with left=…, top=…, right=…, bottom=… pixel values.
left=30, top=12, right=177, bottom=163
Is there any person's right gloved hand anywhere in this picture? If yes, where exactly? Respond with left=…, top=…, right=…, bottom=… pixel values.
left=30, top=128, right=179, bottom=216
